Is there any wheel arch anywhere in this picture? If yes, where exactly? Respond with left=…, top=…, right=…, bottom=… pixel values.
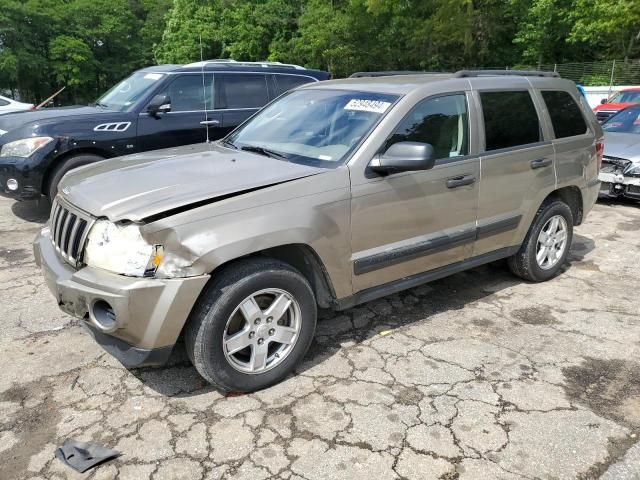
left=543, top=185, right=583, bottom=225
left=206, top=243, right=338, bottom=309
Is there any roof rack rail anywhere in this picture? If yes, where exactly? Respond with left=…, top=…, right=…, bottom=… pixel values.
left=184, top=59, right=306, bottom=70
left=454, top=69, right=560, bottom=78
left=349, top=71, right=444, bottom=78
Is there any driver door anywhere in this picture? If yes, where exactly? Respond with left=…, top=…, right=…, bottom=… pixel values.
left=349, top=93, right=480, bottom=292
left=137, top=73, right=223, bottom=151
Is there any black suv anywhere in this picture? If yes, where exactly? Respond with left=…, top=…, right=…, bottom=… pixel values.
left=0, top=60, right=329, bottom=200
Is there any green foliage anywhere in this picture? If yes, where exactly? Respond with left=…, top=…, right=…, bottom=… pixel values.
left=49, top=35, right=95, bottom=88
left=570, top=0, right=640, bottom=60
left=154, top=0, right=222, bottom=63
left=0, top=0, right=637, bottom=105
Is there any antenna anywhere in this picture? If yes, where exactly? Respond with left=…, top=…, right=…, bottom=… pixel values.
left=200, top=34, right=210, bottom=143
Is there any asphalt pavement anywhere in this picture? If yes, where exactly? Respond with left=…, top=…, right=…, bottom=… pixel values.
left=0, top=196, right=639, bottom=480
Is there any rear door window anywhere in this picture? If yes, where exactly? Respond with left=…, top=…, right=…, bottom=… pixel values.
left=0, top=99, right=9, bottom=106
left=541, top=90, right=588, bottom=138
left=274, top=75, right=315, bottom=96
left=221, top=74, right=269, bottom=109
left=480, top=91, right=541, bottom=151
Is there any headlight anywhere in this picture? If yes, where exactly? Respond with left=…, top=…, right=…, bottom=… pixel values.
left=84, top=220, right=164, bottom=277
left=0, top=136, right=54, bottom=157
left=624, top=164, right=640, bottom=176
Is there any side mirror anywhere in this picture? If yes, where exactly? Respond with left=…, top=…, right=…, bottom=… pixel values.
left=147, top=94, right=171, bottom=116
left=369, top=141, right=435, bottom=175
left=600, top=98, right=607, bottom=105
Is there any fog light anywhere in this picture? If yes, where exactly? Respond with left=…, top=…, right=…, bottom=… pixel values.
left=91, top=300, right=117, bottom=330
left=6, top=178, right=18, bottom=191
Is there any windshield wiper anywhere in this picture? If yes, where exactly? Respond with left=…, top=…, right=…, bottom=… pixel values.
left=240, top=145, right=287, bottom=159
left=94, top=102, right=110, bottom=109
left=221, top=139, right=238, bottom=150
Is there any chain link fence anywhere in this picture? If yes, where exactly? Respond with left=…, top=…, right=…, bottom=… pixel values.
left=510, top=60, right=640, bottom=86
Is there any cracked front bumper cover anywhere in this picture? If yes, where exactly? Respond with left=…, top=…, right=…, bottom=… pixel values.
left=33, top=226, right=210, bottom=367
left=598, top=172, right=640, bottom=199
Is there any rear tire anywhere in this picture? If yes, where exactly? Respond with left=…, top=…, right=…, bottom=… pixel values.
left=184, top=258, right=317, bottom=392
left=46, top=154, right=103, bottom=200
left=508, top=199, right=573, bottom=282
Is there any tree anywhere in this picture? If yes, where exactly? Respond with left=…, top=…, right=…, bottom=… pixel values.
left=217, top=0, right=300, bottom=61
left=154, top=0, right=222, bottom=64
left=49, top=36, right=95, bottom=101
left=570, top=0, right=640, bottom=61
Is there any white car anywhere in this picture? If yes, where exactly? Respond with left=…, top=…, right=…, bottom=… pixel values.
left=0, top=95, right=34, bottom=115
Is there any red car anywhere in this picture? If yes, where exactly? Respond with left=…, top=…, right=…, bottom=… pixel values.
left=593, top=88, right=640, bottom=123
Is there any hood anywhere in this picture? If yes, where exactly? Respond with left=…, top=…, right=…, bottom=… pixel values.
left=59, top=142, right=326, bottom=222
left=0, top=106, right=111, bottom=133
left=594, top=102, right=634, bottom=112
left=603, top=132, right=640, bottom=163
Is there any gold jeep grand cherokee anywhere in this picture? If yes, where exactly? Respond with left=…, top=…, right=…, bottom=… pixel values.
left=34, top=70, right=602, bottom=392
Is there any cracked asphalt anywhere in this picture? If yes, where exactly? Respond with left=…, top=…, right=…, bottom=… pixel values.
left=1, top=196, right=639, bottom=480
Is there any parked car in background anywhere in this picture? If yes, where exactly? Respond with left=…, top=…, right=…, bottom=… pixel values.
left=598, top=104, right=640, bottom=200
left=0, top=95, right=34, bottom=115
left=593, top=87, right=640, bottom=123
left=34, top=70, right=601, bottom=392
left=0, top=60, right=329, bottom=201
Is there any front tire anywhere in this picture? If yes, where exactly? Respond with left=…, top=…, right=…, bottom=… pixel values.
left=508, top=199, right=573, bottom=282
left=184, top=258, right=317, bottom=392
left=46, top=154, right=104, bottom=200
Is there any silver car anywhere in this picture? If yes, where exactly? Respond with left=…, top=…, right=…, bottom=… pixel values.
left=34, top=70, right=602, bottom=392
left=598, top=105, right=640, bottom=200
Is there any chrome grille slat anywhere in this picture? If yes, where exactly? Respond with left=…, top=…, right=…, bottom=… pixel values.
left=66, top=219, right=81, bottom=263
left=60, top=212, right=74, bottom=258
left=76, top=219, right=94, bottom=263
left=51, top=202, right=62, bottom=242
left=48, top=197, right=95, bottom=268
left=55, top=209, right=67, bottom=249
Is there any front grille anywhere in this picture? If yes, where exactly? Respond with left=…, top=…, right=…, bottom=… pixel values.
left=596, top=110, right=616, bottom=123
left=49, top=198, right=95, bottom=267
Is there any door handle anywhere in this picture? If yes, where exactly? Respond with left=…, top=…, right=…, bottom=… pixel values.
left=530, top=158, right=552, bottom=169
left=446, top=174, right=476, bottom=189
left=200, top=120, right=220, bottom=125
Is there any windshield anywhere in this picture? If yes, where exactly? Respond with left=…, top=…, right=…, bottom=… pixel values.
left=609, top=90, right=640, bottom=104
left=602, top=106, right=640, bottom=134
left=225, top=89, right=399, bottom=166
left=95, top=72, right=165, bottom=111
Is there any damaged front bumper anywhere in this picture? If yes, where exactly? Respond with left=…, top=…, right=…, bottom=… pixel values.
left=33, top=226, right=209, bottom=367
left=598, top=172, right=640, bottom=200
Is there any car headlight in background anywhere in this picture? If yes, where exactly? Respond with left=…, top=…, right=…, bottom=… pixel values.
left=624, top=164, right=640, bottom=177
left=84, top=220, right=164, bottom=277
left=0, top=136, right=54, bottom=157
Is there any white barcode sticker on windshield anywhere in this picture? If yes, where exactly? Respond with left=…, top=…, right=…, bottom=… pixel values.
left=344, top=99, right=391, bottom=113
left=144, top=73, right=163, bottom=80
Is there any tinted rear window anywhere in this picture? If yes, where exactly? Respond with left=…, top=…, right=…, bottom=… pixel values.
left=541, top=90, right=588, bottom=138
left=274, top=75, right=314, bottom=96
left=222, top=74, right=269, bottom=109
left=480, top=91, right=541, bottom=151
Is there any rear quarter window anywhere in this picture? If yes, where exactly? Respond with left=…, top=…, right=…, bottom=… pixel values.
left=541, top=90, right=588, bottom=138
left=480, top=91, right=541, bottom=151
left=274, top=75, right=315, bottom=97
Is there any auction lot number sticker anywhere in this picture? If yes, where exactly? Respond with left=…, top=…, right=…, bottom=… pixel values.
left=344, top=99, right=392, bottom=113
